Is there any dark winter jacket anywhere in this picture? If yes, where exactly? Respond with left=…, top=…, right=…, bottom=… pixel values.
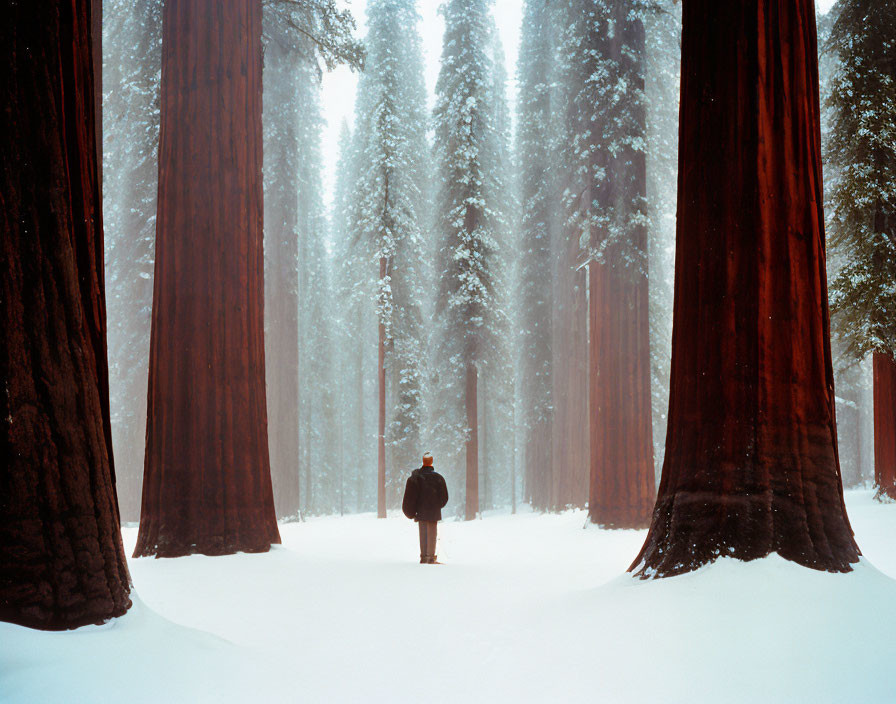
left=402, top=466, right=449, bottom=522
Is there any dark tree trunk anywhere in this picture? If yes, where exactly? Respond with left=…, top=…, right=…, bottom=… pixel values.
left=632, top=0, right=860, bottom=577
left=135, top=0, right=280, bottom=557
left=0, top=0, right=132, bottom=629
left=465, top=363, right=479, bottom=520
left=873, top=352, right=896, bottom=500
left=377, top=256, right=387, bottom=519
left=587, top=10, right=655, bottom=529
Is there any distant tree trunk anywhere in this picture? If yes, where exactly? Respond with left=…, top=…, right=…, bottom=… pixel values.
left=357, top=337, right=365, bottom=512
left=263, top=36, right=301, bottom=519
left=465, top=363, right=479, bottom=520
left=377, top=256, right=387, bottom=518
left=551, top=257, right=589, bottom=510
left=550, top=171, right=591, bottom=513
left=588, top=10, right=655, bottom=529
left=873, top=352, right=896, bottom=500
left=632, top=0, right=860, bottom=577
left=1, top=0, right=132, bottom=629
left=135, top=0, right=280, bottom=557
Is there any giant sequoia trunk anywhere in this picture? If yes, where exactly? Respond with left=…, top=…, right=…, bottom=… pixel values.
left=587, top=9, right=655, bottom=529
left=589, top=251, right=654, bottom=528
left=631, top=0, right=860, bottom=577
left=135, top=0, right=281, bottom=557
left=0, top=0, right=132, bottom=629
left=873, top=352, right=896, bottom=500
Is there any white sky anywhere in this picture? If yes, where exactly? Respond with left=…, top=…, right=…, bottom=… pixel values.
left=319, top=0, right=524, bottom=209
left=319, top=0, right=839, bottom=209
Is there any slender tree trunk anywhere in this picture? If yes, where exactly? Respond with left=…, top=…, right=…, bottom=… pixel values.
left=465, top=363, right=479, bottom=520
left=873, top=352, right=896, bottom=500
left=135, top=0, right=280, bottom=557
left=1, top=0, right=132, bottom=629
left=631, top=0, right=860, bottom=577
left=511, top=401, right=518, bottom=514
left=357, top=335, right=364, bottom=512
left=377, top=256, right=388, bottom=518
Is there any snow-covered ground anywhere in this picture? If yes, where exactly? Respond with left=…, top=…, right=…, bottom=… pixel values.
left=3, top=490, right=896, bottom=704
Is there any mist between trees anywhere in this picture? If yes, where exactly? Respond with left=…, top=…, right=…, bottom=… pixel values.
left=101, top=0, right=876, bottom=527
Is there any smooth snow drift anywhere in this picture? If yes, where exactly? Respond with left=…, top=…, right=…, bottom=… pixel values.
left=2, top=490, right=895, bottom=703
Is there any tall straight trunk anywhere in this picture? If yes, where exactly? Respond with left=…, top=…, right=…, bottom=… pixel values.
left=135, top=0, right=280, bottom=557
left=551, top=253, right=589, bottom=510
left=465, top=363, right=479, bottom=520
left=1, top=0, right=132, bottom=629
left=587, top=12, right=655, bottom=529
left=357, top=336, right=365, bottom=512
left=377, top=256, right=387, bottom=518
left=632, top=0, right=860, bottom=577
left=873, top=352, right=896, bottom=500
left=589, top=256, right=654, bottom=527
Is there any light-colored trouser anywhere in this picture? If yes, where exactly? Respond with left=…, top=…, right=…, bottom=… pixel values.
left=418, top=521, right=437, bottom=562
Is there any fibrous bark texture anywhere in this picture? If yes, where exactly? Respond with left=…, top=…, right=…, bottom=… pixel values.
left=631, top=0, right=860, bottom=577
left=873, top=352, right=896, bottom=500
left=589, top=254, right=654, bottom=528
left=135, top=0, right=281, bottom=557
left=587, top=7, right=655, bottom=530
left=0, top=0, right=132, bottom=629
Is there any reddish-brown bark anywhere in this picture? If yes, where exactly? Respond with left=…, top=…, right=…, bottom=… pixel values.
left=465, top=364, right=479, bottom=520
left=589, top=254, right=654, bottom=528
left=135, top=0, right=281, bottom=557
left=1, top=0, right=132, bottom=629
left=587, top=10, right=655, bottom=529
left=873, top=352, right=896, bottom=501
left=377, top=256, right=388, bottom=519
left=632, top=0, right=860, bottom=577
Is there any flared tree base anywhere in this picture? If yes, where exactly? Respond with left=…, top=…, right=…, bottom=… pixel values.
left=133, top=534, right=280, bottom=558
left=629, top=491, right=861, bottom=579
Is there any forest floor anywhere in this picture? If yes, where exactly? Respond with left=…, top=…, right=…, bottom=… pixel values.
left=2, top=489, right=896, bottom=703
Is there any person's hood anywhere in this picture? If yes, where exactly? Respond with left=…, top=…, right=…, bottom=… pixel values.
left=413, top=466, right=435, bottom=476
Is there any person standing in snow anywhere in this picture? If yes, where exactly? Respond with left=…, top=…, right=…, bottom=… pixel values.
left=402, top=453, right=449, bottom=564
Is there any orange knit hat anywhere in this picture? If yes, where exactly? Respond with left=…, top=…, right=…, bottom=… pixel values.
left=422, top=452, right=434, bottom=466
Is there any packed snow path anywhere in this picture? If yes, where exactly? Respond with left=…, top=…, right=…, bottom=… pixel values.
left=3, top=490, right=896, bottom=703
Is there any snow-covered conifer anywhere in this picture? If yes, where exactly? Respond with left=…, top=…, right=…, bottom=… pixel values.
left=102, top=0, right=162, bottom=522
left=432, top=0, right=510, bottom=519
left=350, top=0, right=431, bottom=511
